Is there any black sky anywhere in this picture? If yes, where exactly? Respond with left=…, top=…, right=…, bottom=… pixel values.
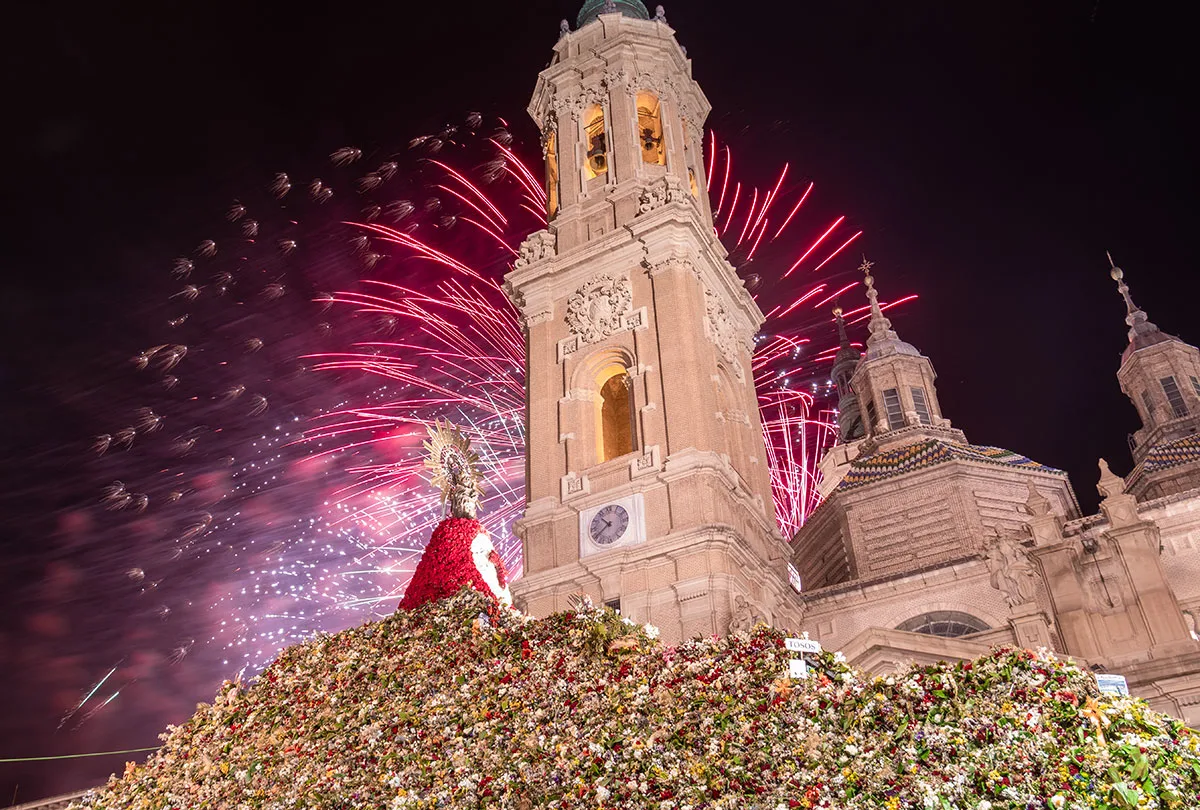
left=1, top=0, right=1197, bottom=802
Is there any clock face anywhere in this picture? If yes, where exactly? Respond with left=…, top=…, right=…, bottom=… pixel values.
left=589, top=504, right=630, bottom=546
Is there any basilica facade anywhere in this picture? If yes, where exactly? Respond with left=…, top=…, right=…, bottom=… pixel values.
left=508, top=0, right=1200, bottom=724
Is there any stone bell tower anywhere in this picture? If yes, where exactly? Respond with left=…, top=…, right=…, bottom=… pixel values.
left=504, top=2, right=801, bottom=641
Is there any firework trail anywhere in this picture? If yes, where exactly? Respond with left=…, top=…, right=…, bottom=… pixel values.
left=65, top=114, right=915, bottom=742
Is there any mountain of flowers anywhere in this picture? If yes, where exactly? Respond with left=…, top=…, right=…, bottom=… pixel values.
left=75, top=588, right=1200, bottom=810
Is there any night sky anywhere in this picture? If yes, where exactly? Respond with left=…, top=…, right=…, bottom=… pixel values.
left=2, top=0, right=1197, bottom=803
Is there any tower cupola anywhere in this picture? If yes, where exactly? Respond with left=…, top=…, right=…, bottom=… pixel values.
left=847, top=258, right=962, bottom=450
left=1107, top=255, right=1200, bottom=498
left=577, top=0, right=651, bottom=28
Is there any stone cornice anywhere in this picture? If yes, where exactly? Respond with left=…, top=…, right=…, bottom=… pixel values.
left=798, top=554, right=987, bottom=607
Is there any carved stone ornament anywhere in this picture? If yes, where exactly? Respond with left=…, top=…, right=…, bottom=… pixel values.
left=984, top=530, right=1040, bottom=608
left=512, top=230, right=557, bottom=270
left=637, top=176, right=689, bottom=215
left=646, top=256, right=694, bottom=277
left=565, top=275, right=632, bottom=345
left=727, top=594, right=766, bottom=635
left=1019, top=480, right=1053, bottom=518
left=606, top=67, right=681, bottom=104
left=559, top=84, right=607, bottom=122
left=704, top=289, right=745, bottom=380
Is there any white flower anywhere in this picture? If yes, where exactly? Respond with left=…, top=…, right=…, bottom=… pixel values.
left=644, top=623, right=661, bottom=639
left=977, top=802, right=993, bottom=810
left=833, top=651, right=846, bottom=663
left=1049, top=796, right=1066, bottom=809
left=596, top=786, right=610, bottom=802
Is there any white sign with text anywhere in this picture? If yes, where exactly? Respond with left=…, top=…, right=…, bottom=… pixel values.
left=785, top=637, right=822, bottom=654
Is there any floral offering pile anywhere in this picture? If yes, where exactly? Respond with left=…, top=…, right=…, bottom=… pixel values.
left=77, top=589, right=1200, bottom=810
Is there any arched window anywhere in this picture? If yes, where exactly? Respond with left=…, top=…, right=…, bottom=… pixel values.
left=636, top=92, right=666, bottom=165
left=583, top=105, right=608, bottom=178
left=545, top=130, right=559, bottom=218
left=596, top=364, right=636, bottom=462
left=897, top=611, right=989, bottom=639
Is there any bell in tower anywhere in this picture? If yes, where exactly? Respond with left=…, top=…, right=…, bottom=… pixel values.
left=504, top=2, right=802, bottom=643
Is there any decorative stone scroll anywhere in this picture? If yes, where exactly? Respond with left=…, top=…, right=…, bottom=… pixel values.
left=512, top=230, right=557, bottom=269
left=704, top=289, right=745, bottom=381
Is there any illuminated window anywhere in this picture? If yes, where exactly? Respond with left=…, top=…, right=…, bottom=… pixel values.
left=583, top=105, right=607, bottom=178
left=898, top=611, right=989, bottom=638
left=545, top=130, right=559, bottom=218
left=910, top=387, right=932, bottom=425
left=1161, top=376, right=1188, bottom=418
left=636, top=92, right=665, bottom=165
left=689, top=168, right=699, bottom=198
left=597, top=366, right=635, bottom=462
left=882, top=388, right=904, bottom=430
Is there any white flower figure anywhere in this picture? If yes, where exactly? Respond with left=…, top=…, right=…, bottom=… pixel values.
left=470, top=530, right=512, bottom=607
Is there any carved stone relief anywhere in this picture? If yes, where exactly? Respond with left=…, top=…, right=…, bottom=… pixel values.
left=984, top=531, right=1041, bottom=608
left=637, top=176, right=689, bottom=215
left=727, top=594, right=766, bottom=635
left=646, top=256, right=694, bottom=277
left=704, top=289, right=745, bottom=380
left=565, top=275, right=633, bottom=344
left=559, top=84, right=608, bottom=122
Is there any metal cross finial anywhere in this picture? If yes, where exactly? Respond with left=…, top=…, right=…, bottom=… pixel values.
left=858, top=255, right=875, bottom=279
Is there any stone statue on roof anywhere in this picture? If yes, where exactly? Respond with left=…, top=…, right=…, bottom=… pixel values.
left=985, top=530, right=1040, bottom=608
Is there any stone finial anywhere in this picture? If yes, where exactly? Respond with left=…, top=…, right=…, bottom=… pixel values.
left=654, top=4, right=667, bottom=22
left=860, top=255, right=900, bottom=349
left=1108, top=251, right=1159, bottom=343
left=1097, top=458, right=1125, bottom=500
left=603, top=0, right=618, bottom=12
left=559, top=18, right=570, bottom=36
left=1022, top=480, right=1052, bottom=518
